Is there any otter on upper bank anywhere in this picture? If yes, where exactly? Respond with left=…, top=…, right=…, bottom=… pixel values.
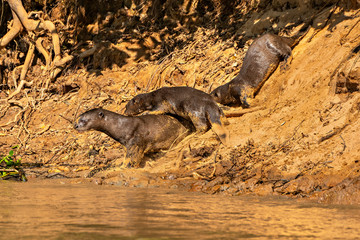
left=210, top=32, right=305, bottom=107
left=124, top=86, right=229, bottom=145
left=74, top=108, right=190, bottom=167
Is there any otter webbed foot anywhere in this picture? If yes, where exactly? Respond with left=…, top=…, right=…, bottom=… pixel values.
left=280, top=55, right=293, bottom=72
left=241, top=95, right=250, bottom=109
left=280, top=61, right=290, bottom=72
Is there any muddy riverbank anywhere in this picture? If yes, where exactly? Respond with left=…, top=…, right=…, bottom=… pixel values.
left=1, top=0, right=360, bottom=204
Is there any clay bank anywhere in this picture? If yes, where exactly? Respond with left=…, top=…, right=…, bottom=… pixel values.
left=0, top=0, right=360, bottom=205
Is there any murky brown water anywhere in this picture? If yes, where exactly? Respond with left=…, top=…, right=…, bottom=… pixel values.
left=0, top=181, right=359, bottom=240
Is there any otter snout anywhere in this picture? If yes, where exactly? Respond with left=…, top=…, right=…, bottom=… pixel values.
left=124, top=104, right=142, bottom=116
left=123, top=108, right=133, bottom=116
left=73, top=116, right=87, bottom=132
left=210, top=89, right=221, bottom=103
left=210, top=86, right=228, bottom=105
left=74, top=121, right=83, bottom=132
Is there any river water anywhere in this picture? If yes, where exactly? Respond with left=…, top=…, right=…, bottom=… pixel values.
left=0, top=181, right=359, bottom=240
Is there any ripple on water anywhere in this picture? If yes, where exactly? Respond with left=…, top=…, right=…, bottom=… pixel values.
left=0, top=181, right=359, bottom=240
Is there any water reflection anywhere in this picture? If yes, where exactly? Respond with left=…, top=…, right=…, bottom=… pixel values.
left=0, top=181, right=359, bottom=239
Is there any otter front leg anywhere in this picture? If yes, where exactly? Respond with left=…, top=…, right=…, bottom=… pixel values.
left=146, top=104, right=169, bottom=115
left=280, top=55, right=293, bottom=71
left=125, top=145, right=145, bottom=168
left=189, top=113, right=209, bottom=133
left=267, top=38, right=292, bottom=59
left=230, top=85, right=250, bottom=108
left=206, top=107, right=230, bottom=145
left=267, top=39, right=292, bottom=71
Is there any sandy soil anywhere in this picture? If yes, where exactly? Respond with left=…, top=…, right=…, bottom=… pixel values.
left=1, top=0, right=360, bottom=204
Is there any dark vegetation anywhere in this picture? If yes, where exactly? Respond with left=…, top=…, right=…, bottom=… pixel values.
left=0, top=146, right=27, bottom=181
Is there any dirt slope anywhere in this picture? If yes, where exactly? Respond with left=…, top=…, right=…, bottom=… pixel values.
left=1, top=1, right=360, bottom=204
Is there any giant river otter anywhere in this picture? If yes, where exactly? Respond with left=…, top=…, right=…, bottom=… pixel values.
left=124, top=86, right=229, bottom=145
left=211, top=33, right=300, bottom=107
left=74, top=108, right=190, bottom=167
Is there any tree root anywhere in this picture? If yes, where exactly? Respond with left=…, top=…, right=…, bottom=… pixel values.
left=78, top=45, right=98, bottom=59
left=6, top=0, right=61, bottom=59
left=7, top=39, right=35, bottom=100
left=1, top=0, right=76, bottom=99
left=0, top=9, right=22, bottom=48
left=0, top=106, right=26, bottom=128
left=11, top=65, right=22, bottom=88
left=7, top=79, right=33, bottom=100
left=19, top=40, right=35, bottom=82
left=35, top=37, right=50, bottom=69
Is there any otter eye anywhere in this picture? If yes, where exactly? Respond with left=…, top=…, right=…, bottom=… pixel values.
left=99, top=112, right=104, bottom=118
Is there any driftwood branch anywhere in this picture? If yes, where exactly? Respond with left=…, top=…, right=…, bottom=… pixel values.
left=223, top=106, right=265, bottom=118
left=0, top=168, right=18, bottom=172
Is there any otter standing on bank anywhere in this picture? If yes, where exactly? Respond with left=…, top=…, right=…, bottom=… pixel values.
left=124, top=86, right=229, bottom=145
left=211, top=33, right=300, bottom=107
left=74, top=108, right=190, bottom=167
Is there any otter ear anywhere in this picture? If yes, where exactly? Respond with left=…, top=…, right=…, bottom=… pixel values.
left=99, top=112, right=104, bottom=118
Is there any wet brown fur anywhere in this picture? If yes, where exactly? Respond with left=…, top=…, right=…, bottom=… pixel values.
left=124, top=86, right=229, bottom=144
left=211, top=33, right=299, bottom=107
left=74, top=108, right=190, bottom=167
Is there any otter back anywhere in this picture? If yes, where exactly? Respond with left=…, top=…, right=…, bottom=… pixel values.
left=124, top=86, right=229, bottom=145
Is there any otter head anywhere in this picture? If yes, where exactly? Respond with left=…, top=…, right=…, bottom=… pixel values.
left=124, top=93, right=154, bottom=116
left=74, top=108, right=106, bottom=132
left=211, top=84, right=236, bottom=105
left=211, top=83, right=250, bottom=107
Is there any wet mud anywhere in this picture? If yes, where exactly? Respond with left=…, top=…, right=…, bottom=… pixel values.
left=1, top=0, right=360, bottom=204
